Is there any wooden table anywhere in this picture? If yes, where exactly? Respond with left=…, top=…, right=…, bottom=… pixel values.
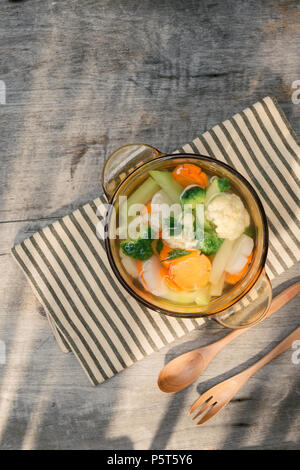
left=0, top=0, right=299, bottom=450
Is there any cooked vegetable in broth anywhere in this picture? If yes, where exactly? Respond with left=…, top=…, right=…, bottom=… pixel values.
left=117, top=163, right=254, bottom=307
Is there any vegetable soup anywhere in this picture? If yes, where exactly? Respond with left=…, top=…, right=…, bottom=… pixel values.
left=117, top=163, right=255, bottom=307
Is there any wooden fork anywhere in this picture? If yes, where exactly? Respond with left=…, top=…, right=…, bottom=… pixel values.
left=189, top=326, right=300, bottom=426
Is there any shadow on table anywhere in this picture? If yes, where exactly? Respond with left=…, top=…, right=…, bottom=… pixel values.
left=149, top=278, right=300, bottom=450
left=218, top=369, right=300, bottom=450
left=1, top=198, right=133, bottom=449
left=198, top=279, right=300, bottom=450
left=0, top=283, right=133, bottom=450
left=1, top=251, right=134, bottom=449
left=149, top=318, right=224, bottom=450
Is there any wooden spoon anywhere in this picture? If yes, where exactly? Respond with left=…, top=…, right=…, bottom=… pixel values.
left=158, top=281, right=300, bottom=393
left=189, top=325, right=300, bottom=425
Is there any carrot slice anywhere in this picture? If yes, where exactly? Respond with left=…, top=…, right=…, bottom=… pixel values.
left=169, top=253, right=211, bottom=290
left=160, top=266, right=182, bottom=292
left=225, top=253, right=253, bottom=285
left=172, top=163, right=208, bottom=188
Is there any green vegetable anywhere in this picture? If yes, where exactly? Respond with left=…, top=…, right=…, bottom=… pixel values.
left=119, top=177, right=160, bottom=230
left=195, top=209, right=223, bottom=255
left=217, top=177, right=230, bottom=192
left=120, top=223, right=157, bottom=260
left=204, top=217, right=214, bottom=231
left=162, top=249, right=191, bottom=261
left=180, top=185, right=206, bottom=209
left=156, top=238, right=163, bottom=254
left=205, top=177, right=230, bottom=205
left=202, top=229, right=224, bottom=255
left=127, top=176, right=160, bottom=213
left=165, top=286, right=210, bottom=305
left=120, top=238, right=153, bottom=260
left=149, top=170, right=183, bottom=203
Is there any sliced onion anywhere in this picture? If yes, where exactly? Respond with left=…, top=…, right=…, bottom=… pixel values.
left=226, top=234, right=254, bottom=275
left=205, top=191, right=223, bottom=208
left=139, top=256, right=168, bottom=296
left=226, top=255, right=248, bottom=275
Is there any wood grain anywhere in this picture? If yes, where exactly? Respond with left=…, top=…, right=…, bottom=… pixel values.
left=0, top=0, right=299, bottom=450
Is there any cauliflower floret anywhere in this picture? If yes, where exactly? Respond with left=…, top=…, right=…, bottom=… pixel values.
left=206, top=193, right=250, bottom=240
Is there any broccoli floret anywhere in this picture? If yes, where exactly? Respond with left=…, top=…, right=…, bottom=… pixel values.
left=120, top=238, right=153, bottom=260
left=202, top=232, right=224, bottom=256
left=217, top=177, right=230, bottom=192
left=204, top=217, right=213, bottom=231
left=201, top=229, right=224, bottom=255
left=195, top=216, right=223, bottom=254
left=180, top=185, right=206, bottom=209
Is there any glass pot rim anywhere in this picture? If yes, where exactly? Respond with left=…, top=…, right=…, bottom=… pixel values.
left=104, top=153, right=269, bottom=319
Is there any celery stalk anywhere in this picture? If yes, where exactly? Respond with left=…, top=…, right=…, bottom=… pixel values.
left=118, top=177, right=159, bottom=237
left=127, top=176, right=160, bottom=211
left=164, top=285, right=210, bottom=305
left=210, top=239, right=235, bottom=285
left=149, top=170, right=183, bottom=203
left=210, top=273, right=226, bottom=297
left=195, top=285, right=211, bottom=306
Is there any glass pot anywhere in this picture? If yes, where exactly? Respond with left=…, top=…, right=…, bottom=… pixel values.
left=102, top=143, right=272, bottom=329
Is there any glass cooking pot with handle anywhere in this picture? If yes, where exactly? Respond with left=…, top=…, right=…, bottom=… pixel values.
left=101, top=143, right=272, bottom=329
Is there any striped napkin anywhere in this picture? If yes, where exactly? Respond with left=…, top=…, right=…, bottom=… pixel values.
left=11, top=96, right=300, bottom=385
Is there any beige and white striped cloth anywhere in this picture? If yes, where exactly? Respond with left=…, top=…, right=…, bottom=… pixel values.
left=12, top=96, right=300, bottom=385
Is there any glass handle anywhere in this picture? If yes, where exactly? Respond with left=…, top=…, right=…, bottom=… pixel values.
left=101, top=143, right=164, bottom=201
left=215, top=270, right=273, bottom=329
